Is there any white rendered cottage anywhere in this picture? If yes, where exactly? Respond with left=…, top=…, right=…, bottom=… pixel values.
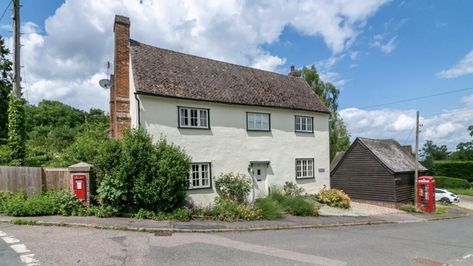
left=110, top=15, right=331, bottom=206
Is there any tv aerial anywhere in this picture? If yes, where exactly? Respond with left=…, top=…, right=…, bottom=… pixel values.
left=99, top=61, right=113, bottom=89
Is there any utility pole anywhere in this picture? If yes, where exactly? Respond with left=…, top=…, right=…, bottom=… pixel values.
left=414, top=111, right=419, bottom=207
left=12, top=0, right=22, bottom=98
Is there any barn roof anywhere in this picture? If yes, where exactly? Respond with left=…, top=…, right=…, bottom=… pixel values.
left=129, top=39, right=329, bottom=113
left=357, top=137, right=427, bottom=173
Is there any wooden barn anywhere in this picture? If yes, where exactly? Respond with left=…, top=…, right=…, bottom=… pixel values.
left=330, top=137, right=427, bottom=203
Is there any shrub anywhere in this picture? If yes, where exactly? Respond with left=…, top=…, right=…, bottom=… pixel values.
left=1, top=190, right=84, bottom=217
left=0, top=191, right=15, bottom=212
left=214, top=173, right=251, bottom=204
left=268, top=189, right=318, bottom=216
left=283, top=181, right=304, bottom=197
left=7, top=95, right=26, bottom=166
left=435, top=176, right=472, bottom=189
left=255, top=197, right=283, bottom=220
left=208, top=197, right=262, bottom=222
left=433, top=161, right=473, bottom=182
left=97, top=129, right=191, bottom=212
left=286, top=196, right=318, bottom=216
left=399, top=204, right=421, bottom=213
left=316, top=189, right=351, bottom=209
left=54, top=191, right=84, bottom=216
left=88, top=205, right=118, bottom=218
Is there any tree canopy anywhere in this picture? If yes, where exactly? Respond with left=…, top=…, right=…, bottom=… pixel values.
left=298, top=65, right=350, bottom=160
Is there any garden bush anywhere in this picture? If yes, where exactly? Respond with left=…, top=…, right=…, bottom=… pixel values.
left=316, top=189, right=351, bottom=209
left=283, top=181, right=304, bottom=197
left=0, top=191, right=15, bottom=212
left=1, top=190, right=84, bottom=217
left=96, top=129, right=191, bottom=213
left=435, top=176, right=472, bottom=189
left=255, top=197, right=283, bottom=220
left=286, top=196, right=318, bottom=216
left=208, top=197, right=262, bottom=222
left=433, top=161, right=473, bottom=182
left=268, top=189, right=318, bottom=216
left=214, top=173, right=251, bottom=204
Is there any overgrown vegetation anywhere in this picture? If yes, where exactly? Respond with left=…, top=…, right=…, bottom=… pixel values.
left=0, top=99, right=109, bottom=167
left=283, top=181, right=305, bottom=197
left=267, top=188, right=319, bottom=216
left=0, top=190, right=83, bottom=217
left=7, top=95, right=26, bottom=165
left=315, top=188, right=351, bottom=209
left=96, top=129, right=191, bottom=213
left=449, top=188, right=473, bottom=196
left=433, top=162, right=473, bottom=182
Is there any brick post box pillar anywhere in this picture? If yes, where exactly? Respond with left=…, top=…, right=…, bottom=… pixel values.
left=68, top=162, right=94, bottom=207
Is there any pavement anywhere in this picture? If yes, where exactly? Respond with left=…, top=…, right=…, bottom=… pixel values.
left=0, top=203, right=469, bottom=233
left=1, top=214, right=473, bottom=265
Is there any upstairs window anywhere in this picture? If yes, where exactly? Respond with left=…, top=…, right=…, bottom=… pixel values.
left=188, top=163, right=211, bottom=189
left=296, top=158, right=314, bottom=179
left=247, top=112, right=270, bottom=131
left=179, top=107, right=209, bottom=129
left=295, top=115, right=313, bottom=133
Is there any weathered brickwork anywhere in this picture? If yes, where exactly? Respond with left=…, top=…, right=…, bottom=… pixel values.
left=110, top=15, right=131, bottom=139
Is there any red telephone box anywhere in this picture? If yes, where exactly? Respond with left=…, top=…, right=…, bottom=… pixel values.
left=73, top=175, right=87, bottom=202
left=417, top=176, right=436, bottom=213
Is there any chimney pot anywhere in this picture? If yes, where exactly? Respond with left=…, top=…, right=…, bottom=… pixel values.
left=290, top=65, right=295, bottom=72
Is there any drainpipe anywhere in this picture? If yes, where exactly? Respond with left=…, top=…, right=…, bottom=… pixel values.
left=134, top=93, right=141, bottom=128
left=248, top=164, right=255, bottom=207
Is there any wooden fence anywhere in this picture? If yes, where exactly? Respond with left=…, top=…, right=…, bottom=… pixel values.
left=0, top=166, right=70, bottom=195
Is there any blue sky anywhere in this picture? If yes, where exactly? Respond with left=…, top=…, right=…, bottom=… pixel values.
left=0, top=0, right=472, bottom=149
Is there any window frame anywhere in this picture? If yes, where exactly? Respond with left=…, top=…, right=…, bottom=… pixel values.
left=246, top=112, right=271, bottom=131
left=295, top=115, right=314, bottom=133
left=188, top=162, right=212, bottom=190
left=178, top=106, right=210, bottom=129
left=295, top=158, right=315, bottom=179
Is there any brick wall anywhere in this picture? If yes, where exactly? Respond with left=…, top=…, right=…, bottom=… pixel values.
left=111, top=15, right=131, bottom=139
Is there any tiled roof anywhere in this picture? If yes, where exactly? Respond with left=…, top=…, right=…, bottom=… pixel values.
left=130, top=39, right=329, bottom=113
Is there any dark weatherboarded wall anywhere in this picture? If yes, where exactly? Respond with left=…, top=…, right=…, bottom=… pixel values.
left=331, top=142, right=396, bottom=202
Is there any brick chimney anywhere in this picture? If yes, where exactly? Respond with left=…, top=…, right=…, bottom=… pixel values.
left=288, top=65, right=300, bottom=77
left=110, top=15, right=131, bottom=139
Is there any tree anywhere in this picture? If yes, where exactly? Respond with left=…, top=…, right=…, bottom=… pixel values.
left=0, top=36, right=13, bottom=142
left=299, top=65, right=350, bottom=159
left=450, top=126, right=473, bottom=161
left=420, top=140, right=449, bottom=170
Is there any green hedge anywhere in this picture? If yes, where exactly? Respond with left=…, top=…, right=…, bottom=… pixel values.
left=433, top=161, right=473, bottom=182
left=434, top=176, right=472, bottom=189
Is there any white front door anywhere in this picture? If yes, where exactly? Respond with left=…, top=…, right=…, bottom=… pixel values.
left=253, top=164, right=268, bottom=197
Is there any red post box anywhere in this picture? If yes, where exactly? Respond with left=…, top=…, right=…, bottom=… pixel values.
left=417, top=176, right=436, bottom=213
left=73, top=175, right=87, bottom=202
left=68, top=162, right=94, bottom=207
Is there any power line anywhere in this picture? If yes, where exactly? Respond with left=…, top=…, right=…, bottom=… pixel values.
left=0, top=0, right=12, bottom=22
left=360, top=86, right=473, bottom=109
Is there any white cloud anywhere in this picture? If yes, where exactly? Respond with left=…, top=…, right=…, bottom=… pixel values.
left=436, top=49, right=473, bottom=78
left=370, top=34, right=397, bottom=54
left=15, top=0, right=389, bottom=111
left=461, top=94, right=473, bottom=106
left=340, top=107, right=473, bottom=150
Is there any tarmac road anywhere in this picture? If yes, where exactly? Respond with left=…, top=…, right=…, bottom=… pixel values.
left=0, top=215, right=472, bottom=265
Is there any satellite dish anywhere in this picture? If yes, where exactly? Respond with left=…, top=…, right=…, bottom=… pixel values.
left=99, top=79, right=112, bottom=89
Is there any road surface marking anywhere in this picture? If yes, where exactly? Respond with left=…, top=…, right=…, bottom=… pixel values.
left=20, top=254, right=39, bottom=264
left=2, top=236, right=20, bottom=244
left=151, top=233, right=347, bottom=266
left=10, top=244, right=30, bottom=253
left=0, top=230, right=39, bottom=265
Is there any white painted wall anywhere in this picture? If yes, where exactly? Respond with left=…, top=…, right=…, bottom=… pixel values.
left=134, top=94, right=330, bottom=207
